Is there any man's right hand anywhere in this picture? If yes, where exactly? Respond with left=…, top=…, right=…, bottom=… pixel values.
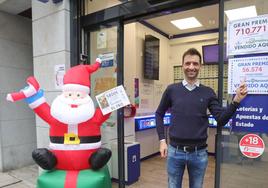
left=160, top=140, right=168, bottom=158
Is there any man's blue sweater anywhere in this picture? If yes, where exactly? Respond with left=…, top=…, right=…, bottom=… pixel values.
left=156, top=82, right=239, bottom=146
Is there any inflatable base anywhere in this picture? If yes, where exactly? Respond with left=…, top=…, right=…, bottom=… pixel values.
left=37, top=166, right=111, bottom=188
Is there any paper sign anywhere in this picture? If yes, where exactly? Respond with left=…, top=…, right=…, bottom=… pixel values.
left=228, top=56, right=268, bottom=94
left=97, top=31, right=107, bottom=49
left=227, top=14, right=268, bottom=56
left=96, top=85, right=130, bottom=115
left=99, top=53, right=114, bottom=68
left=54, top=64, right=65, bottom=89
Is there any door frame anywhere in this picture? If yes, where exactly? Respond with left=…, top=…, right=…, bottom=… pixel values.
left=70, top=1, right=225, bottom=188
left=215, top=1, right=225, bottom=188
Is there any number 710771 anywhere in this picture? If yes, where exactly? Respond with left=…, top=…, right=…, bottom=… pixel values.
left=236, top=25, right=266, bottom=35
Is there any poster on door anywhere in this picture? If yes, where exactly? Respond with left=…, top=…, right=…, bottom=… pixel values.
left=239, top=134, right=265, bottom=158
left=96, top=85, right=130, bottom=115
left=228, top=55, right=268, bottom=94
left=227, top=14, right=268, bottom=56
left=232, top=95, right=268, bottom=133
left=97, top=30, right=107, bottom=49
left=54, top=64, right=65, bottom=89
left=98, top=52, right=114, bottom=68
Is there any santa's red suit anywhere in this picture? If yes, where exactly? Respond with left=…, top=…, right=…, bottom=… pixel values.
left=7, top=59, right=112, bottom=171
left=33, top=101, right=110, bottom=170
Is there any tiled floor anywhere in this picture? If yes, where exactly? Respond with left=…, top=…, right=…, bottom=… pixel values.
left=112, top=155, right=215, bottom=188
left=0, top=155, right=215, bottom=188
left=1, top=155, right=267, bottom=188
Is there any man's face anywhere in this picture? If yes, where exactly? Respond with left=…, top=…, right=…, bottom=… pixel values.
left=51, top=90, right=95, bottom=124
left=182, top=54, right=201, bottom=81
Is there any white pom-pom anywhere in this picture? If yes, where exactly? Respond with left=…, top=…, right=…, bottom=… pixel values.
left=96, top=58, right=102, bottom=64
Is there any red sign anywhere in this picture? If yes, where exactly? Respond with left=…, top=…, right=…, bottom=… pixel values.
left=239, top=134, right=265, bottom=158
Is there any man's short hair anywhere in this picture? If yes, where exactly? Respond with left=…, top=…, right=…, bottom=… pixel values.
left=182, top=48, right=202, bottom=64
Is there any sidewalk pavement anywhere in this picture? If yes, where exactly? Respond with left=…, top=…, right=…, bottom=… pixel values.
left=0, top=165, right=38, bottom=188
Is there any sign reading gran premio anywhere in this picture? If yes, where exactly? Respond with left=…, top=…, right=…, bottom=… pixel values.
left=228, top=56, right=268, bottom=94
left=227, top=14, right=268, bottom=56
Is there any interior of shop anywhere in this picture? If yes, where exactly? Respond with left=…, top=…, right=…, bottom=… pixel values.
left=121, top=4, right=223, bottom=188
left=1, top=0, right=267, bottom=187
left=83, top=1, right=268, bottom=187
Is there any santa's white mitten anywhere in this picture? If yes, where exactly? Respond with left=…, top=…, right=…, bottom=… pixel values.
left=96, top=58, right=102, bottom=64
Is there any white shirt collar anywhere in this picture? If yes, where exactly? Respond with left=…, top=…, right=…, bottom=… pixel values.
left=182, top=79, right=200, bottom=91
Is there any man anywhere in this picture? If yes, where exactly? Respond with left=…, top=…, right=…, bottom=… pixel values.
left=7, top=58, right=112, bottom=171
left=155, top=48, right=247, bottom=188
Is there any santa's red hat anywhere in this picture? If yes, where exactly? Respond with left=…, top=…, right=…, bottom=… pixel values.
left=63, top=59, right=101, bottom=93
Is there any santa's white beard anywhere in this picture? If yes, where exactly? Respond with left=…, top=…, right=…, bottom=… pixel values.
left=51, top=94, right=95, bottom=124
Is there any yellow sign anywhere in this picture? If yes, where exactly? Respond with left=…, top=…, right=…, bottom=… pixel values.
left=94, top=77, right=116, bottom=95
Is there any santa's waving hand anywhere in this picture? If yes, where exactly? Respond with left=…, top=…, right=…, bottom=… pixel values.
left=6, top=76, right=40, bottom=102
left=6, top=58, right=112, bottom=171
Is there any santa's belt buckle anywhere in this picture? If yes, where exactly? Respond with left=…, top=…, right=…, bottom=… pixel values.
left=64, top=133, right=80, bottom=145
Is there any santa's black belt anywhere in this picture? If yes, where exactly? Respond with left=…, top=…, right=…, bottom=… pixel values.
left=50, top=136, right=101, bottom=144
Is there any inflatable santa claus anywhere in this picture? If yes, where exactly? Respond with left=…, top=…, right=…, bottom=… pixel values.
left=6, top=58, right=112, bottom=171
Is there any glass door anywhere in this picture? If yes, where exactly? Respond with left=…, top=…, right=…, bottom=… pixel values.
left=87, top=24, right=119, bottom=151
left=218, top=0, right=268, bottom=187
left=85, top=21, right=125, bottom=188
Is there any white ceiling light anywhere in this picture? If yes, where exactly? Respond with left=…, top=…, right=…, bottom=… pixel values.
left=225, top=6, right=257, bottom=21
left=171, top=17, right=202, bottom=30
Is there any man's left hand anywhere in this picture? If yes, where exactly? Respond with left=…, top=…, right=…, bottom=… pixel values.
left=233, top=80, right=248, bottom=103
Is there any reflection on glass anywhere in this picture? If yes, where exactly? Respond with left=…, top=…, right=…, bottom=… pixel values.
left=84, top=0, right=126, bottom=15
left=221, top=1, right=268, bottom=188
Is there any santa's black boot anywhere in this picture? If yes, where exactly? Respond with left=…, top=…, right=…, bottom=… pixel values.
left=90, top=148, right=112, bottom=170
left=32, top=148, right=57, bottom=170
